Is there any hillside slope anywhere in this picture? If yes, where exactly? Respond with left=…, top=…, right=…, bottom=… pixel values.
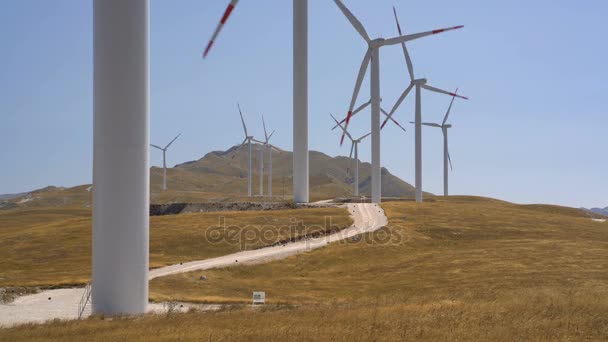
left=166, top=144, right=420, bottom=199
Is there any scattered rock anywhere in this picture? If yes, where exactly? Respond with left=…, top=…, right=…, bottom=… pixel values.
left=199, top=275, right=207, bottom=281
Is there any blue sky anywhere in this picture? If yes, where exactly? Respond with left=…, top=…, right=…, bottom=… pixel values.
left=1, top=0, right=606, bottom=208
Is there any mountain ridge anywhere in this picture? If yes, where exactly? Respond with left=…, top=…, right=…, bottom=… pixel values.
left=0, top=144, right=423, bottom=209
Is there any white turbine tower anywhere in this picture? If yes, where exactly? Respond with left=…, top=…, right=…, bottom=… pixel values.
left=203, top=0, right=310, bottom=204
left=150, top=134, right=181, bottom=192
left=333, top=0, right=464, bottom=204
left=237, top=103, right=255, bottom=197
left=258, top=139, right=264, bottom=197
left=254, top=115, right=276, bottom=197
left=331, top=114, right=371, bottom=197
left=260, top=116, right=279, bottom=198
left=382, top=6, right=467, bottom=203
left=92, top=0, right=149, bottom=315
left=416, top=89, right=459, bottom=197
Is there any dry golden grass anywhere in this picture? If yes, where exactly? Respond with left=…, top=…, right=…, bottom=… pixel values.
left=1, top=290, right=606, bottom=341
left=1, top=196, right=607, bottom=341
left=0, top=207, right=351, bottom=287
left=149, top=196, right=608, bottom=304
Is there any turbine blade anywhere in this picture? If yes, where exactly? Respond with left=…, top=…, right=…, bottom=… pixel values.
left=203, top=0, right=239, bottom=59
left=267, top=130, right=275, bottom=141
left=330, top=113, right=353, bottom=141
left=165, top=133, right=181, bottom=149
left=349, top=142, right=355, bottom=159
left=353, top=99, right=372, bottom=115
left=333, top=0, right=371, bottom=42
left=448, top=150, right=453, bottom=171
left=150, top=144, right=163, bottom=151
left=382, top=25, right=464, bottom=47
left=393, top=7, right=415, bottom=81
left=330, top=113, right=341, bottom=126
left=421, top=122, right=442, bottom=128
left=358, top=132, right=372, bottom=141
left=381, top=108, right=407, bottom=132
left=342, top=48, right=371, bottom=146
left=422, top=84, right=469, bottom=100
left=349, top=49, right=372, bottom=114
left=262, top=115, right=268, bottom=141
left=442, top=88, right=459, bottom=125
left=331, top=99, right=371, bottom=130
left=382, top=83, right=413, bottom=129
left=237, top=103, right=248, bottom=136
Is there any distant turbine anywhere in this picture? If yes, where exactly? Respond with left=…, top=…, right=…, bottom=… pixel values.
left=333, top=0, right=463, bottom=203
left=382, top=6, right=467, bottom=202
left=237, top=103, right=256, bottom=197
left=203, top=0, right=310, bottom=204
left=259, top=115, right=279, bottom=198
left=150, top=133, right=181, bottom=191
left=331, top=113, right=371, bottom=197
left=414, top=89, right=459, bottom=197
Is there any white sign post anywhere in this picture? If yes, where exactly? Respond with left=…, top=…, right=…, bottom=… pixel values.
left=252, top=291, right=266, bottom=306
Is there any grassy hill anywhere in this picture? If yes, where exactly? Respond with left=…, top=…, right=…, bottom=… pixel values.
left=1, top=144, right=421, bottom=209
left=1, top=196, right=606, bottom=340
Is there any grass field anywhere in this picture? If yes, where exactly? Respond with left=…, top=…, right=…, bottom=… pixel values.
left=1, top=196, right=606, bottom=340
left=1, top=292, right=606, bottom=341
left=149, top=196, right=608, bottom=304
left=0, top=206, right=351, bottom=288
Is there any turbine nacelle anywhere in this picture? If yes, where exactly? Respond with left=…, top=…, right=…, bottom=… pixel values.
left=369, top=38, right=386, bottom=48
left=413, top=78, right=428, bottom=86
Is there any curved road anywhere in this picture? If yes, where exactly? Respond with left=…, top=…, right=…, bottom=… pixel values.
left=0, top=203, right=387, bottom=327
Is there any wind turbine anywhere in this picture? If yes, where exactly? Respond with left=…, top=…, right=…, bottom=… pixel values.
left=203, top=0, right=310, bottom=204
left=415, top=89, right=459, bottom=197
left=381, top=6, right=467, bottom=203
left=237, top=103, right=255, bottom=197
left=150, top=134, right=181, bottom=191
left=331, top=114, right=371, bottom=197
left=333, top=0, right=464, bottom=204
left=260, top=116, right=279, bottom=198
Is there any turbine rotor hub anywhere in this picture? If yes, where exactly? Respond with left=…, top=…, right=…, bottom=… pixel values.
left=369, top=38, right=385, bottom=48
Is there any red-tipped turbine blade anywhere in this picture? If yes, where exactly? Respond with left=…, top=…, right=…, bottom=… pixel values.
left=383, top=25, right=464, bottom=46
left=422, top=84, right=469, bottom=100
left=433, top=25, right=464, bottom=34
left=202, top=0, right=239, bottom=59
left=391, top=118, right=407, bottom=132
left=392, top=7, right=403, bottom=35
left=340, top=111, right=353, bottom=146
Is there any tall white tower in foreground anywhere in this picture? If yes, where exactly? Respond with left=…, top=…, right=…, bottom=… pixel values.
left=92, top=0, right=150, bottom=315
left=293, top=0, right=309, bottom=203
